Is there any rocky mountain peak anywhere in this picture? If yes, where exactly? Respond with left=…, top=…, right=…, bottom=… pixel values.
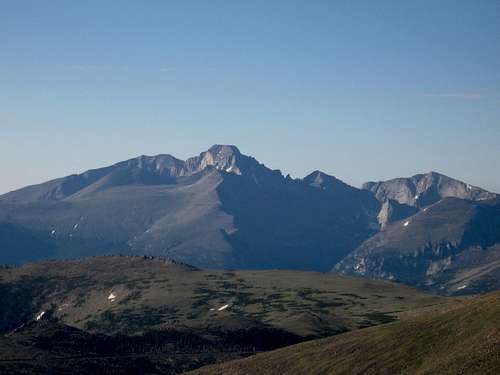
left=207, top=144, right=241, bottom=157
left=186, top=144, right=244, bottom=175
left=303, top=171, right=366, bottom=198
left=363, top=171, right=497, bottom=207
left=304, top=171, right=343, bottom=188
left=124, top=154, right=188, bottom=176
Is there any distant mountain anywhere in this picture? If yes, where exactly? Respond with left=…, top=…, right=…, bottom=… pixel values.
left=0, top=145, right=379, bottom=270
left=335, top=197, right=500, bottom=294
left=1, top=146, right=499, bottom=291
left=0, top=145, right=261, bottom=203
left=188, top=291, right=500, bottom=375
left=363, top=171, right=496, bottom=208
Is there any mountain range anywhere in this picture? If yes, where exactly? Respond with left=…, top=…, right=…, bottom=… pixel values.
left=1, top=144, right=499, bottom=294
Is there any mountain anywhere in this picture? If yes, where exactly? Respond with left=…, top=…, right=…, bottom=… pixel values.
left=188, top=291, right=500, bottom=375
left=0, top=256, right=449, bottom=337
left=0, top=145, right=380, bottom=270
left=335, top=197, right=500, bottom=294
left=1, top=146, right=499, bottom=289
left=363, top=171, right=496, bottom=208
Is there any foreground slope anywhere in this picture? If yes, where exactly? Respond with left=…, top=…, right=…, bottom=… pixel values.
left=335, top=197, right=500, bottom=294
left=0, top=320, right=302, bottom=375
left=189, top=291, right=500, bottom=375
left=0, top=145, right=379, bottom=270
left=0, top=256, right=450, bottom=337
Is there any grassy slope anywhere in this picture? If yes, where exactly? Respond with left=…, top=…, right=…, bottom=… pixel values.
left=189, top=291, right=500, bottom=375
left=0, top=256, right=453, bottom=337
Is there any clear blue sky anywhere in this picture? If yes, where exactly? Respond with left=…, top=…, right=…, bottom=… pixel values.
left=1, top=0, right=499, bottom=194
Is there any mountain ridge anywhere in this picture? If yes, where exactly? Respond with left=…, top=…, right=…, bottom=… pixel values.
left=363, top=171, right=497, bottom=208
left=0, top=145, right=498, bottom=292
left=0, top=145, right=380, bottom=270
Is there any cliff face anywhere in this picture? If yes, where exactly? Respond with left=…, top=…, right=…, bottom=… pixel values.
left=334, top=197, right=500, bottom=294
left=363, top=171, right=497, bottom=208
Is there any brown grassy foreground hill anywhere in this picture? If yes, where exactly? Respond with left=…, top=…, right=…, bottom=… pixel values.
left=0, top=256, right=451, bottom=337
left=189, top=291, right=500, bottom=375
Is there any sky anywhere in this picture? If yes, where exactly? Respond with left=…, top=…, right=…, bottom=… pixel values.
left=1, top=0, right=499, bottom=194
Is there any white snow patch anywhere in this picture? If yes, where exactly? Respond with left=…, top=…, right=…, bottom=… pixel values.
left=403, top=221, right=410, bottom=227
left=467, top=184, right=472, bottom=190
left=457, top=285, right=467, bottom=290
left=217, top=304, right=229, bottom=311
left=225, top=166, right=234, bottom=172
left=423, top=207, right=428, bottom=212
left=36, top=311, right=45, bottom=321
left=108, top=293, right=117, bottom=301
left=51, top=230, right=56, bottom=235
left=414, top=195, right=419, bottom=200
left=58, top=303, right=70, bottom=311
left=209, top=308, right=215, bottom=311
left=73, top=223, right=79, bottom=230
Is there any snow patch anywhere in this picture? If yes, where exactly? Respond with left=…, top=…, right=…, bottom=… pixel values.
left=414, top=195, right=419, bottom=200
left=36, top=311, right=45, bottom=321
left=57, top=303, right=70, bottom=312
left=108, top=293, right=117, bottom=302
left=73, top=223, right=79, bottom=230
left=217, top=304, right=230, bottom=311
left=467, top=184, right=472, bottom=190
left=457, top=284, right=467, bottom=290
left=403, top=221, right=410, bottom=227
left=51, top=230, right=56, bottom=235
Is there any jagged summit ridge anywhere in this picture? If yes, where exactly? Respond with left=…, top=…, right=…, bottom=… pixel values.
left=186, top=144, right=244, bottom=175
left=122, top=144, right=244, bottom=176
left=0, top=145, right=258, bottom=203
left=303, top=170, right=359, bottom=193
left=363, top=171, right=497, bottom=207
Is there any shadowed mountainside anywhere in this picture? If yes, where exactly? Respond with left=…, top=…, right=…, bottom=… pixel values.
left=0, top=145, right=380, bottom=271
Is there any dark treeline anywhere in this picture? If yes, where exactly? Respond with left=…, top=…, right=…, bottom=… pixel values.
left=0, top=321, right=305, bottom=374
